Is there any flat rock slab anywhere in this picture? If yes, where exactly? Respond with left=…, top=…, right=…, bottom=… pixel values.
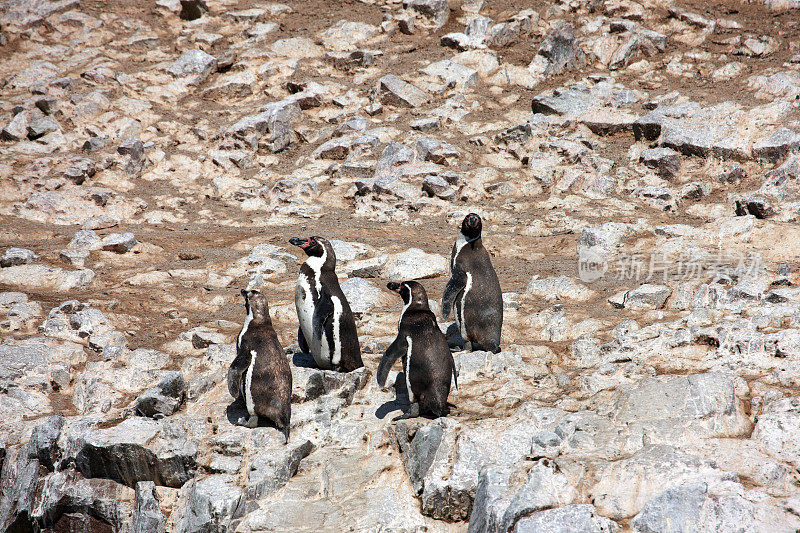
left=75, top=417, right=198, bottom=488
left=0, top=264, right=94, bottom=292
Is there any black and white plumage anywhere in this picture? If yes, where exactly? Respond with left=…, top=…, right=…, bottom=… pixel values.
left=289, top=236, right=363, bottom=372
left=378, top=281, right=457, bottom=420
left=228, top=289, right=292, bottom=442
left=442, top=213, right=503, bottom=353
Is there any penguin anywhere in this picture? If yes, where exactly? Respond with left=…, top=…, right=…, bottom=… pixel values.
left=288, top=236, right=363, bottom=372
left=442, top=213, right=503, bottom=353
left=377, top=281, right=457, bottom=420
left=228, top=289, right=292, bottom=442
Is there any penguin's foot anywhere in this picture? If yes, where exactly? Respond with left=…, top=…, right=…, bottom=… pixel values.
left=236, top=415, right=258, bottom=428
left=282, top=426, right=290, bottom=445
left=392, top=402, right=420, bottom=421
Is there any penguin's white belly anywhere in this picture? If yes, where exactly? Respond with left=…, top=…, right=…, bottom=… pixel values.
left=295, top=275, right=315, bottom=348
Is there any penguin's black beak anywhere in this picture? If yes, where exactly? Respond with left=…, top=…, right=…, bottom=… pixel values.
left=387, top=282, right=402, bottom=294
left=289, top=237, right=315, bottom=250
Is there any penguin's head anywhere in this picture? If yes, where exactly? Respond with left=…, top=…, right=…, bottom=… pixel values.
left=461, top=213, right=482, bottom=243
left=240, top=288, right=270, bottom=324
left=387, top=281, right=429, bottom=311
left=289, top=236, right=336, bottom=266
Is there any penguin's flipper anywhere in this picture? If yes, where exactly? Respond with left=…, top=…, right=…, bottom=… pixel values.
left=227, top=364, right=245, bottom=398
left=377, top=335, right=407, bottom=387
left=312, top=286, right=335, bottom=343
left=441, top=267, right=467, bottom=319
left=298, top=326, right=309, bottom=353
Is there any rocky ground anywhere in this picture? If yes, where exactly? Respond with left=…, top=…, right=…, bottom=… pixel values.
left=2, top=0, right=800, bottom=531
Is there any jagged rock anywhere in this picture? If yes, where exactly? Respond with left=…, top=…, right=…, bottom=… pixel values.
left=1, top=248, right=37, bottom=267
left=244, top=439, right=314, bottom=500
left=180, top=0, right=207, bottom=20
left=514, top=505, right=619, bottom=533
left=630, top=481, right=754, bottom=533
left=378, top=75, right=429, bottom=108
left=339, top=277, right=391, bottom=315
left=226, top=99, right=300, bottom=152
left=0, top=444, right=39, bottom=532
left=590, top=445, right=737, bottom=519
left=735, top=196, right=774, bottom=219
left=752, top=397, right=800, bottom=468
left=133, top=481, right=166, bottom=533
left=405, top=0, right=450, bottom=29
left=63, top=158, right=96, bottom=185
left=622, top=284, right=671, bottom=310
left=752, top=128, right=800, bottom=163
left=101, top=232, right=138, bottom=253
left=383, top=248, right=448, bottom=279
left=28, top=415, right=64, bottom=471
left=75, top=418, right=198, bottom=488
left=176, top=475, right=243, bottom=533
left=530, top=22, right=586, bottom=77
left=526, top=276, right=596, bottom=301
left=136, top=372, right=186, bottom=419
left=27, top=116, right=60, bottom=139
left=0, top=264, right=94, bottom=292
left=639, top=147, right=681, bottom=179
left=1, top=111, right=30, bottom=141
left=421, top=60, right=479, bottom=89
left=167, top=49, right=217, bottom=85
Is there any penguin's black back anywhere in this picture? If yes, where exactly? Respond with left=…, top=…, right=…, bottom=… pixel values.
left=400, top=308, right=453, bottom=416
left=452, top=238, right=503, bottom=352
left=239, top=322, right=292, bottom=429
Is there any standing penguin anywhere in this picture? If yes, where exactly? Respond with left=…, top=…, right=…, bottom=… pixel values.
left=228, top=289, right=292, bottom=442
left=377, top=281, right=457, bottom=420
left=442, top=213, right=503, bottom=353
left=288, top=236, right=363, bottom=372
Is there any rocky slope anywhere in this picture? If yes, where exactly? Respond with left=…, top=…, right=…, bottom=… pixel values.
left=2, top=0, right=800, bottom=530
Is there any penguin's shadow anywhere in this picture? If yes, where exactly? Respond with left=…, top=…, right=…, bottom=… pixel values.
left=291, top=351, right=317, bottom=368
left=375, top=374, right=410, bottom=420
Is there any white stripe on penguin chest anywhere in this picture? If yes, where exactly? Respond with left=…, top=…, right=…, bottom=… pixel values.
left=238, top=305, right=253, bottom=351
left=404, top=335, right=414, bottom=403
left=459, top=272, right=473, bottom=340
left=330, top=296, right=343, bottom=366
left=245, top=349, right=257, bottom=416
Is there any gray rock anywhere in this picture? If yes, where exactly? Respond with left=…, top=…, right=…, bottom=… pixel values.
left=133, top=481, right=166, bottom=533
left=734, top=196, right=774, bottom=219
left=422, top=175, right=455, bottom=199
left=378, top=74, right=429, bottom=108
left=1, top=248, right=37, bottom=268
left=752, top=128, right=800, bottom=163
left=0, top=445, right=39, bottom=532
left=530, top=22, right=586, bottom=77
left=411, top=117, right=441, bottom=131
left=227, top=99, right=300, bottom=152
left=136, top=372, right=187, bottom=419
left=180, top=0, right=208, bottom=20
left=63, top=158, right=96, bottom=185
left=177, top=475, right=243, bottom=533
left=101, top=232, right=137, bottom=253
left=245, top=439, right=314, bottom=499
left=623, top=284, right=671, bottom=310
left=639, top=147, right=681, bottom=179
left=631, top=482, right=754, bottom=533
left=752, top=396, right=800, bottom=468
left=0, top=338, right=49, bottom=380
left=421, top=60, right=478, bottom=88
left=531, top=86, right=593, bottom=117
left=75, top=418, right=197, bottom=488
left=1, top=110, right=30, bottom=141
left=28, top=415, right=64, bottom=471
left=27, top=116, right=59, bottom=139
left=514, top=504, right=619, bottom=533
left=340, top=277, right=391, bottom=315
left=405, top=0, right=450, bottom=28
left=69, top=230, right=102, bottom=251
left=0, top=0, right=80, bottom=28
left=167, top=49, right=217, bottom=84
left=382, top=248, right=448, bottom=279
